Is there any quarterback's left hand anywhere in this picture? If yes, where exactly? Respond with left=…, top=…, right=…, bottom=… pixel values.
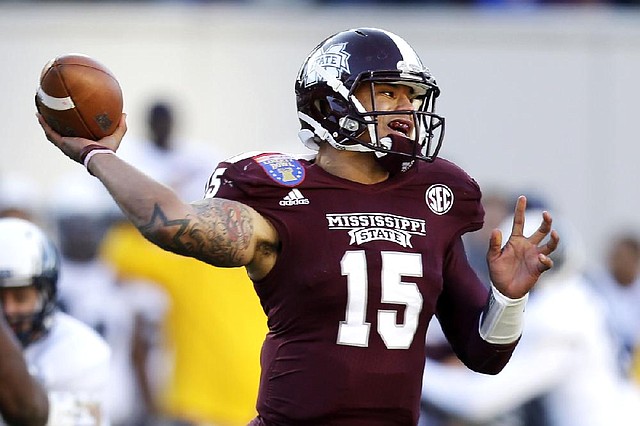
left=486, top=195, right=559, bottom=299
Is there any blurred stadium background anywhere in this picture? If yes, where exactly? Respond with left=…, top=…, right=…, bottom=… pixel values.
left=1, top=0, right=640, bottom=257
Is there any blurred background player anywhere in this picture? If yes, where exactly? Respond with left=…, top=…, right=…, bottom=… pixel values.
left=634, top=347, right=640, bottom=386
left=585, top=231, right=640, bottom=379
left=100, top=227, right=266, bottom=425
left=49, top=170, right=169, bottom=426
left=100, top=98, right=266, bottom=425
left=117, top=99, right=219, bottom=202
left=420, top=206, right=640, bottom=426
left=0, top=217, right=111, bottom=425
left=0, top=172, right=44, bottom=224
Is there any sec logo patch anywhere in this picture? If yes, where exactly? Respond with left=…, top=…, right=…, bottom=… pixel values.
left=426, top=184, right=454, bottom=215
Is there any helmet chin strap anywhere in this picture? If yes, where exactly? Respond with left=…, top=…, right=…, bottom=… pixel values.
left=298, top=112, right=373, bottom=153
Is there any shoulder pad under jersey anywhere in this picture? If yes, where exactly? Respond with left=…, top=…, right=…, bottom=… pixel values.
left=418, top=157, right=483, bottom=233
left=204, top=151, right=312, bottom=199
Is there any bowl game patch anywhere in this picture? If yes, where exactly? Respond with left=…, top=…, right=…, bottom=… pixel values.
left=254, top=153, right=305, bottom=187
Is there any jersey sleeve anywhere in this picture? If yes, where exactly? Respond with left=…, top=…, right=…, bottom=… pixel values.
left=27, top=314, right=111, bottom=426
left=203, top=152, right=308, bottom=256
left=204, top=152, right=303, bottom=205
left=38, top=315, right=111, bottom=392
left=435, top=237, right=517, bottom=374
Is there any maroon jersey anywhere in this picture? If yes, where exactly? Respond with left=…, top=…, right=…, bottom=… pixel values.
left=205, top=152, right=517, bottom=425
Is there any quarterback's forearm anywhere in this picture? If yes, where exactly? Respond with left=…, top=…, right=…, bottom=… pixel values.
left=88, top=153, right=209, bottom=257
left=88, top=153, right=255, bottom=267
left=438, top=238, right=519, bottom=374
left=479, top=284, right=528, bottom=344
left=88, top=152, right=186, bottom=230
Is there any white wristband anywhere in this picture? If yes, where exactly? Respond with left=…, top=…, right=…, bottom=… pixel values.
left=83, top=148, right=114, bottom=170
left=479, top=284, right=528, bottom=345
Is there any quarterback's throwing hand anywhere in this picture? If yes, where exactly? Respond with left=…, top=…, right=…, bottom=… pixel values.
left=486, top=195, right=559, bottom=299
left=36, top=112, right=127, bottom=164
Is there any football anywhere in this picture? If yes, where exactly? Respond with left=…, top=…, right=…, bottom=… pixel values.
left=35, top=53, right=123, bottom=140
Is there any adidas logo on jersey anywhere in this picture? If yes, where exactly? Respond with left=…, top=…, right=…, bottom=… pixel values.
left=279, top=189, right=309, bottom=206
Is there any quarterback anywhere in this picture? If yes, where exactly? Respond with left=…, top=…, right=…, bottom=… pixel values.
left=38, top=28, right=558, bottom=425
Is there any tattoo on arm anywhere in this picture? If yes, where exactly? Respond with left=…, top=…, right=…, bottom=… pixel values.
left=138, top=200, right=254, bottom=267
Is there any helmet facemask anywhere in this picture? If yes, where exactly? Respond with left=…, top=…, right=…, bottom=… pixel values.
left=345, top=74, right=445, bottom=170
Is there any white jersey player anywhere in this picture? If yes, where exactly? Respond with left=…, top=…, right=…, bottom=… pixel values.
left=0, top=217, right=111, bottom=426
left=421, top=210, right=640, bottom=426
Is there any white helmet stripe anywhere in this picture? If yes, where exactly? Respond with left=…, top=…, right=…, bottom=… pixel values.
left=310, top=63, right=379, bottom=149
left=381, top=29, right=421, bottom=64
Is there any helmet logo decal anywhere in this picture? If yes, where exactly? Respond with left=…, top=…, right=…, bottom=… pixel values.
left=254, top=153, right=305, bottom=187
left=305, top=42, right=350, bottom=87
left=425, top=184, right=454, bottom=215
left=396, top=60, right=425, bottom=74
